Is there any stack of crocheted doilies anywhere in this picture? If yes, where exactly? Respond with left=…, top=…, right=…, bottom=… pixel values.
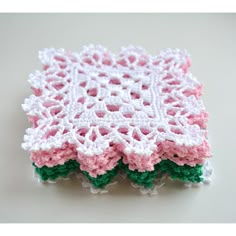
left=22, top=45, right=211, bottom=190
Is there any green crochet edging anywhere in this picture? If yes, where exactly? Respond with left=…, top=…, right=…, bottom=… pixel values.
left=120, top=161, right=158, bottom=188
left=82, top=162, right=121, bottom=189
left=121, top=160, right=203, bottom=188
left=33, top=160, right=80, bottom=181
left=33, top=159, right=203, bottom=188
left=157, top=160, right=203, bottom=183
left=33, top=160, right=120, bottom=188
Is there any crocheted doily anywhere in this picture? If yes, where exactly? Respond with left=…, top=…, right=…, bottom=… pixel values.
left=22, top=45, right=210, bottom=176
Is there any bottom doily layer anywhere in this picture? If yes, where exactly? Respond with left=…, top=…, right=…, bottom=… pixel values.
left=33, top=159, right=205, bottom=189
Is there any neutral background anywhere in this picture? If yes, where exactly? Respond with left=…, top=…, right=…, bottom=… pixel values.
left=0, top=13, right=235, bottom=223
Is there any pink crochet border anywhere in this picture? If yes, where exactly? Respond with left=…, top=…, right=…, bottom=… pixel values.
left=30, top=137, right=210, bottom=177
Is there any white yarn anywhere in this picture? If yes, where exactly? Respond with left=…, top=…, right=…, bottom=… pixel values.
left=202, top=159, right=213, bottom=184
left=22, top=45, right=206, bottom=156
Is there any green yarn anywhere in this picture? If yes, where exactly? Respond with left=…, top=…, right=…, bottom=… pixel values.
left=33, top=159, right=203, bottom=188
left=82, top=163, right=121, bottom=189
left=82, top=171, right=116, bottom=189
left=120, top=161, right=158, bottom=188
left=121, top=160, right=203, bottom=188
left=156, top=160, right=203, bottom=183
left=33, top=160, right=80, bottom=181
left=33, top=160, right=120, bottom=188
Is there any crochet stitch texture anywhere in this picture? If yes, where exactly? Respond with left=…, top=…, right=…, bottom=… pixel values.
left=22, top=45, right=211, bottom=189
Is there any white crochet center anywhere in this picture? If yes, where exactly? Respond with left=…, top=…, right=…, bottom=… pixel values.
left=22, top=45, right=206, bottom=156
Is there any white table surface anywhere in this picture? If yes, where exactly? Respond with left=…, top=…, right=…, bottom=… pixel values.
left=0, top=13, right=235, bottom=223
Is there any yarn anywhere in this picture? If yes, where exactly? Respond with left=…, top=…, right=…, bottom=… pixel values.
left=22, top=45, right=211, bottom=177
left=33, top=159, right=80, bottom=181
left=156, top=160, right=203, bottom=183
left=120, top=161, right=158, bottom=188
left=22, top=45, right=212, bottom=192
left=33, top=159, right=203, bottom=188
left=82, top=162, right=120, bottom=188
left=121, top=160, right=203, bottom=188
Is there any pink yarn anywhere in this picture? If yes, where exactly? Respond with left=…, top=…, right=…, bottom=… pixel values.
left=122, top=152, right=161, bottom=172
left=31, top=139, right=211, bottom=176
left=183, top=84, right=203, bottom=99
left=30, top=143, right=77, bottom=168
left=28, top=116, right=40, bottom=128
left=31, top=87, right=42, bottom=96
left=187, top=112, right=209, bottom=129
left=157, top=139, right=211, bottom=167
left=76, top=147, right=121, bottom=177
left=180, top=57, right=191, bottom=73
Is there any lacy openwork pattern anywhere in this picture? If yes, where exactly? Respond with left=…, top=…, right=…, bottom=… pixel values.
left=22, top=45, right=211, bottom=177
left=22, top=45, right=208, bottom=156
